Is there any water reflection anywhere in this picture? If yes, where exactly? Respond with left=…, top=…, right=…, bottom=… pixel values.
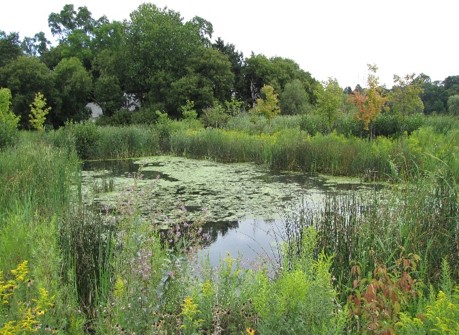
left=198, top=218, right=282, bottom=267
left=83, top=158, right=383, bottom=266
left=82, top=159, right=179, bottom=181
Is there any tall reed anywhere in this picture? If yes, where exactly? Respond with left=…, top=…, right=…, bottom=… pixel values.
left=281, top=173, right=458, bottom=297
left=0, top=136, right=79, bottom=220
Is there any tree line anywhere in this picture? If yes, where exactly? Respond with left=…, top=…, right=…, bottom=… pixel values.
left=1, top=3, right=459, bottom=129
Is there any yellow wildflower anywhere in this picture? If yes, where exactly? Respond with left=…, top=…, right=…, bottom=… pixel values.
left=246, top=327, right=256, bottom=335
left=201, top=280, right=214, bottom=297
left=11, top=260, right=29, bottom=282
left=114, top=275, right=125, bottom=298
left=181, top=296, right=199, bottom=318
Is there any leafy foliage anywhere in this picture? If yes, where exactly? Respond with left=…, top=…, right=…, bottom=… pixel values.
left=250, top=85, right=280, bottom=120
left=29, top=92, right=51, bottom=131
left=253, top=228, right=347, bottom=334
left=350, top=64, right=386, bottom=133
left=0, top=87, right=19, bottom=147
left=0, top=31, right=22, bottom=67
left=0, top=261, right=56, bottom=334
left=397, top=261, right=459, bottom=335
left=348, top=255, right=420, bottom=334
left=124, top=3, right=203, bottom=111
left=53, top=57, right=92, bottom=125
left=388, top=74, right=424, bottom=115
left=0, top=56, right=55, bottom=128
left=316, top=77, right=343, bottom=131
left=447, top=94, right=459, bottom=115
left=93, top=75, right=124, bottom=116
left=280, top=79, right=311, bottom=115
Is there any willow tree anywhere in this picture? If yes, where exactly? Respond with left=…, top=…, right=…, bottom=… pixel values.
left=350, top=64, right=386, bottom=137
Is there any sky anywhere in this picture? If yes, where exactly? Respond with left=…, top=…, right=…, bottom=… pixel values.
left=1, top=0, right=458, bottom=89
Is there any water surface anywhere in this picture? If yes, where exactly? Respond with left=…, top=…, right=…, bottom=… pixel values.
left=82, top=156, right=382, bottom=266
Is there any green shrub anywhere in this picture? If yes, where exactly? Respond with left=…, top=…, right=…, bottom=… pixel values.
left=0, top=87, right=20, bottom=149
left=95, top=109, right=133, bottom=126
left=348, top=254, right=420, bottom=334
left=397, top=262, right=459, bottom=335
left=424, top=114, right=459, bottom=134
left=0, top=122, right=18, bottom=148
left=201, top=103, right=230, bottom=128
left=67, top=121, right=100, bottom=159
left=131, top=106, right=159, bottom=125
left=254, top=228, right=347, bottom=335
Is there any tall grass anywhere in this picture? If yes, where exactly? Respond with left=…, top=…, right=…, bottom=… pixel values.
left=280, top=172, right=458, bottom=297
left=0, top=133, right=86, bottom=333
left=58, top=205, right=115, bottom=321
left=0, top=135, right=79, bottom=220
left=169, top=126, right=459, bottom=180
left=60, top=122, right=160, bottom=160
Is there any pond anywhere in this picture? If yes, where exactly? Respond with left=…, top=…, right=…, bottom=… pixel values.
left=82, top=156, right=382, bottom=267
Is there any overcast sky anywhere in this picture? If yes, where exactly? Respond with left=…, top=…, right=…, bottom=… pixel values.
left=1, top=0, right=458, bottom=88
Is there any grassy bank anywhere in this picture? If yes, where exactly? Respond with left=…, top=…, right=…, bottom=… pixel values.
left=53, top=116, right=459, bottom=184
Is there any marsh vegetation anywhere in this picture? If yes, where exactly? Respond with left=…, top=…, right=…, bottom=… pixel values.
left=1, top=111, right=458, bottom=334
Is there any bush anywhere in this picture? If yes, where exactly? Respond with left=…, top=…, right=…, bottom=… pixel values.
left=0, top=87, right=20, bottom=149
left=95, top=109, right=133, bottom=126
left=397, top=261, right=459, bottom=335
left=201, top=103, right=230, bottom=128
left=0, top=122, right=18, bottom=148
left=131, top=107, right=159, bottom=125
left=68, top=121, right=100, bottom=160
left=424, top=114, right=459, bottom=134
left=254, top=228, right=347, bottom=334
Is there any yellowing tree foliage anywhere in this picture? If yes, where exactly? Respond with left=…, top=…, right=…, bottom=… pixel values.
left=29, top=92, right=51, bottom=131
left=250, top=84, right=280, bottom=120
left=349, top=64, right=386, bottom=133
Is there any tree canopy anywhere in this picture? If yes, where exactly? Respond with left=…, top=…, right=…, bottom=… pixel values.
left=0, top=4, right=458, bottom=128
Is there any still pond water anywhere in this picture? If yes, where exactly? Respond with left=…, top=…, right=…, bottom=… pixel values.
left=82, top=156, right=381, bottom=267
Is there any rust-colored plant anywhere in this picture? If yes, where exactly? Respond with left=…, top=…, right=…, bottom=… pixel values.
left=348, top=253, right=420, bottom=334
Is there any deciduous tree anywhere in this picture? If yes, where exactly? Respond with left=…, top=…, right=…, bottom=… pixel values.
left=124, top=3, right=203, bottom=111
left=21, top=32, right=50, bottom=57
left=0, top=31, right=22, bottom=67
left=53, top=57, right=92, bottom=125
left=316, top=78, right=343, bottom=131
left=349, top=64, right=386, bottom=136
left=388, top=73, right=424, bottom=115
left=250, top=84, right=280, bottom=120
left=0, top=56, right=55, bottom=128
left=48, top=4, right=107, bottom=69
left=241, top=55, right=318, bottom=107
left=94, top=75, right=124, bottom=116
left=0, top=87, right=20, bottom=147
left=212, top=38, right=244, bottom=99
left=0, top=87, right=20, bottom=128
left=170, top=47, right=234, bottom=114
left=447, top=95, right=459, bottom=115
left=415, top=74, right=447, bottom=114
left=29, top=92, right=51, bottom=131
left=280, top=79, right=310, bottom=115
